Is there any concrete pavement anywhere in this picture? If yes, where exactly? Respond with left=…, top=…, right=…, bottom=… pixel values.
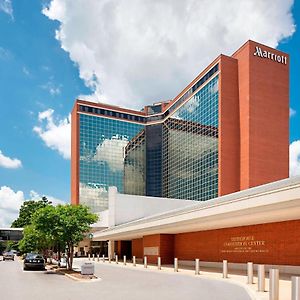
left=0, top=257, right=251, bottom=300
left=81, top=258, right=294, bottom=300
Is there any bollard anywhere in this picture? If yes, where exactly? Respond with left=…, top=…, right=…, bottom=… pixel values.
left=133, top=256, right=136, bottom=267
left=123, top=255, right=126, bottom=265
left=269, top=269, right=279, bottom=300
left=292, top=276, right=300, bottom=300
left=92, top=254, right=95, bottom=261
left=97, top=254, right=99, bottom=262
left=158, top=257, right=161, bottom=270
left=174, top=258, right=178, bottom=272
left=115, top=255, right=118, bottom=264
left=257, top=265, right=265, bottom=292
left=108, top=254, right=111, bottom=263
left=88, top=253, right=91, bottom=261
left=195, top=258, right=200, bottom=275
left=223, top=260, right=228, bottom=278
left=102, top=254, right=105, bottom=263
left=144, top=256, right=147, bottom=268
left=247, top=262, right=254, bottom=284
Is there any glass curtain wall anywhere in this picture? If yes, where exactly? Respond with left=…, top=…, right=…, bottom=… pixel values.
left=162, top=75, right=219, bottom=201
left=124, top=129, right=146, bottom=195
left=79, top=114, right=144, bottom=212
left=78, top=73, right=219, bottom=212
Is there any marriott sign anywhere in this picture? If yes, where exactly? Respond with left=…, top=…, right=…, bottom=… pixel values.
left=253, top=46, right=287, bottom=65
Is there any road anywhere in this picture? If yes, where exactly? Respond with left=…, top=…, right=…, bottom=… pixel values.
left=0, top=258, right=251, bottom=300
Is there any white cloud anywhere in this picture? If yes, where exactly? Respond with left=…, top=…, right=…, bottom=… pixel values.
left=0, top=186, right=24, bottom=227
left=0, top=150, right=22, bottom=169
left=0, top=46, right=13, bottom=60
left=93, top=135, right=129, bottom=171
left=22, top=66, right=30, bottom=76
left=0, top=0, right=13, bottom=20
left=33, top=109, right=71, bottom=159
left=0, top=186, right=66, bottom=227
left=41, top=80, right=61, bottom=95
left=290, top=108, right=296, bottom=117
left=29, top=190, right=66, bottom=206
left=43, top=0, right=295, bottom=109
left=290, top=140, right=300, bottom=177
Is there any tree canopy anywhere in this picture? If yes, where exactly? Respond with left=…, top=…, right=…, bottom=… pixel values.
left=18, top=225, right=52, bottom=254
left=11, top=196, right=51, bottom=228
left=32, top=204, right=98, bottom=269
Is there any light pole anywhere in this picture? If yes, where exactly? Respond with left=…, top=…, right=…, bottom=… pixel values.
left=88, top=233, right=93, bottom=257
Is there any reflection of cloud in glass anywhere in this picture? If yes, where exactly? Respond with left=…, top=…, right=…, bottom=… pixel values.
left=209, top=79, right=218, bottom=94
left=93, top=134, right=129, bottom=171
left=79, top=182, right=108, bottom=212
left=173, top=96, right=197, bottom=120
left=174, top=79, right=219, bottom=118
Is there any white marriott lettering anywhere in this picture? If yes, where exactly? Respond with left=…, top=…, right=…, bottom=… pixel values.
left=253, top=46, right=287, bottom=65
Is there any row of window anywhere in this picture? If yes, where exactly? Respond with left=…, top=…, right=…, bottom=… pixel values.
left=166, top=64, right=219, bottom=115
left=78, top=64, right=219, bottom=125
left=79, top=105, right=147, bottom=123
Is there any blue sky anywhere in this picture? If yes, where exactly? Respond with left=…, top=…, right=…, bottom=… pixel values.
left=0, top=0, right=299, bottom=226
left=0, top=1, right=89, bottom=204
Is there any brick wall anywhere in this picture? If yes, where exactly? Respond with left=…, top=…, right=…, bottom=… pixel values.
left=132, top=238, right=143, bottom=258
left=159, top=234, right=174, bottom=264
left=233, top=41, right=289, bottom=190
left=174, top=219, right=300, bottom=265
left=218, top=55, right=240, bottom=196
left=143, top=234, right=160, bottom=264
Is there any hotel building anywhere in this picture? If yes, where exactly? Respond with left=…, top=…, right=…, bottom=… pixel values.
left=71, top=40, right=289, bottom=211
left=71, top=41, right=298, bottom=267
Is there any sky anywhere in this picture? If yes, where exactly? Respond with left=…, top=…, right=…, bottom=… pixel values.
left=0, top=0, right=299, bottom=227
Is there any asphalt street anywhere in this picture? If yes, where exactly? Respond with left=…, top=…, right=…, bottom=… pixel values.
left=0, top=258, right=251, bottom=300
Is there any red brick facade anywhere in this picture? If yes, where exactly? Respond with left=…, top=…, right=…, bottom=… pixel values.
left=71, top=104, right=79, bottom=205
left=218, top=40, right=289, bottom=195
left=232, top=41, right=289, bottom=190
left=131, top=220, right=300, bottom=266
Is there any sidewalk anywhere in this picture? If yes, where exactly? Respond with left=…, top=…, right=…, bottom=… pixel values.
left=79, top=257, right=293, bottom=300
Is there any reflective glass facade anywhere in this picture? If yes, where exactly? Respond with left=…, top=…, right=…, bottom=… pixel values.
left=79, top=114, right=144, bottom=212
left=162, top=76, right=219, bottom=200
left=124, top=129, right=146, bottom=196
left=75, top=65, right=219, bottom=211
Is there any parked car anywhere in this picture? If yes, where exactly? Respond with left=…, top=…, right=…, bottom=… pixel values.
left=23, top=253, right=45, bottom=270
left=3, top=251, right=14, bottom=261
left=10, top=250, right=20, bottom=256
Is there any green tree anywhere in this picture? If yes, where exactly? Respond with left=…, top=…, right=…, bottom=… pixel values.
left=6, top=241, right=19, bottom=251
left=0, top=242, right=6, bottom=254
left=18, top=225, right=52, bottom=254
left=33, top=204, right=98, bottom=270
left=29, top=205, right=63, bottom=261
left=11, top=196, right=51, bottom=228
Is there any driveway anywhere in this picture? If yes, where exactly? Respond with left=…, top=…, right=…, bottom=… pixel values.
left=0, top=257, right=251, bottom=300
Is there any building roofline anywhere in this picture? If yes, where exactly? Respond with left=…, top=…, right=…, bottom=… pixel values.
left=0, top=228, right=23, bottom=231
left=75, top=99, right=146, bottom=116
left=165, top=55, right=221, bottom=112
left=93, top=176, right=300, bottom=240
left=231, top=39, right=289, bottom=58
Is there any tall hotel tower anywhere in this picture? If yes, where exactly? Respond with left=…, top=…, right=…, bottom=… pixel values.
left=71, top=40, right=289, bottom=212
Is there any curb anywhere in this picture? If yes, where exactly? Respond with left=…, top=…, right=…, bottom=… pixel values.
left=60, top=271, right=101, bottom=283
